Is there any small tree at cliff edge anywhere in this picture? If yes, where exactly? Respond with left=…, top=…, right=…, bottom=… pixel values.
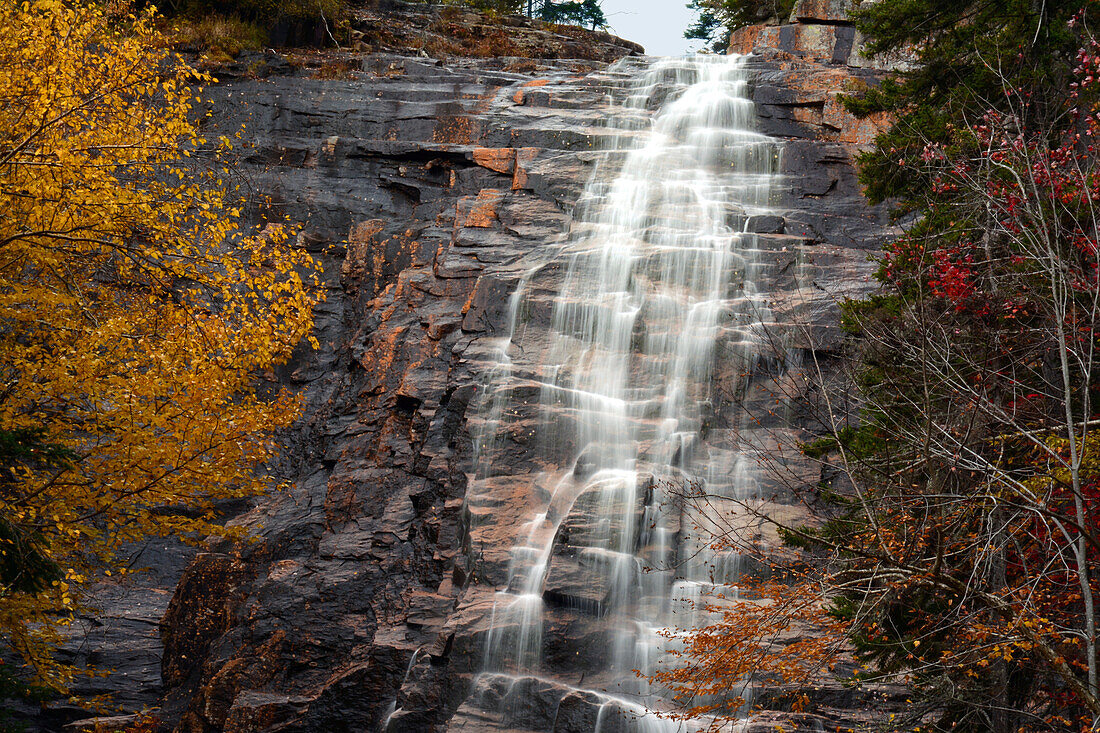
left=537, top=0, right=607, bottom=30
left=684, top=0, right=797, bottom=51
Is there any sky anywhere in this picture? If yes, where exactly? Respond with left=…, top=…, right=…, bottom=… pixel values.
left=598, top=0, right=702, bottom=57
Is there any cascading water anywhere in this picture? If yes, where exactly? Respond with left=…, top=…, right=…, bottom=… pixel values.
left=467, top=53, right=783, bottom=730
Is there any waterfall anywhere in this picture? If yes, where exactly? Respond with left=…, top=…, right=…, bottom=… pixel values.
left=467, top=53, right=783, bottom=729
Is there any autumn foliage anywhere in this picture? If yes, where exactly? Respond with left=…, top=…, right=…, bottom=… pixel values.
left=659, top=4, right=1100, bottom=732
left=0, top=0, right=321, bottom=690
left=650, top=573, right=844, bottom=721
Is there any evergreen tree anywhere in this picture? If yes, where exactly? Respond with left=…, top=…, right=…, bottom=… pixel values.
left=537, top=0, right=607, bottom=29
left=684, top=1, right=726, bottom=52
left=683, top=0, right=796, bottom=51
left=846, top=0, right=1093, bottom=207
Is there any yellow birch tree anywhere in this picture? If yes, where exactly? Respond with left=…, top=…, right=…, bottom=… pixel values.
left=0, top=0, right=322, bottom=690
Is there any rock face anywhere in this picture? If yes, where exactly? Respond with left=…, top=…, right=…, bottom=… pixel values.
left=23, top=538, right=199, bottom=733
left=158, top=52, right=654, bottom=733
left=140, top=3, right=899, bottom=732
left=732, top=0, right=906, bottom=152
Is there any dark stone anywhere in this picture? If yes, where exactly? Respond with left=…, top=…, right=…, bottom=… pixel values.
left=160, top=554, right=251, bottom=689
left=154, top=41, right=890, bottom=732
left=551, top=690, right=603, bottom=733
left=747, top=214, right=785, bottom=233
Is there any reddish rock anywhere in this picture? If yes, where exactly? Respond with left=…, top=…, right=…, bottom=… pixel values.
left=512, top=147, right=539, bottom=190
left=791, top=22, right=844, bottom=60
left=791, top=0, right=850, bottom=23
left=471, top=147, right=516, bottom=175
left=432, top=114, right=477, bottom=144
left=514, top=78, right=552, bottom=106
left=223, top=692, right=311, bottom=733
left=342, top=219, right=385, bottom=281
left=792, top=103, right=823, bottom=126
left=755, top=25, right=783, bottom=54
left=729, top=24, right=765, bottom=55
left=176, top=631, right=288, bottom=733
left=745, top=21, right=847, bottom=62
left=824, top=96, right=891, bottom=145
left=425, top=314, right=461, bottom=341
left=461, top=189, right=505, bottom=228
left=731, top=0, right=909, bottom=72
left=734, top=0, right=909, bottom=158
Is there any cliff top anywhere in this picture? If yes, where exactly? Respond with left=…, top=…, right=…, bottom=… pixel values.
left=352, top=2, right=644, bottom=60
left=172, top=0, right=645, bottom=67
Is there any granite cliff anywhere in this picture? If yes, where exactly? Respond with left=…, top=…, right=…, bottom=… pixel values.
left=53, top=2, right=905, bottom=731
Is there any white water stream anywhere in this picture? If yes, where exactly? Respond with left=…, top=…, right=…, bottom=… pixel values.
left=469, top=53, right=783, bottom=730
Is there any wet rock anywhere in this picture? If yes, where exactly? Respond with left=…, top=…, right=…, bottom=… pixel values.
left=539, top=610, right=613, bottom=673
left=542, top=473, right=653, bottom=613
left=747, top=214, right=785, bottom=233
left=551, top=690, right=603, bottom=733
left=501, top=676, right=567, bottom=729
left=542, top=546, right=618, bottom=613
left=135, top=20, right=900, bottom=733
